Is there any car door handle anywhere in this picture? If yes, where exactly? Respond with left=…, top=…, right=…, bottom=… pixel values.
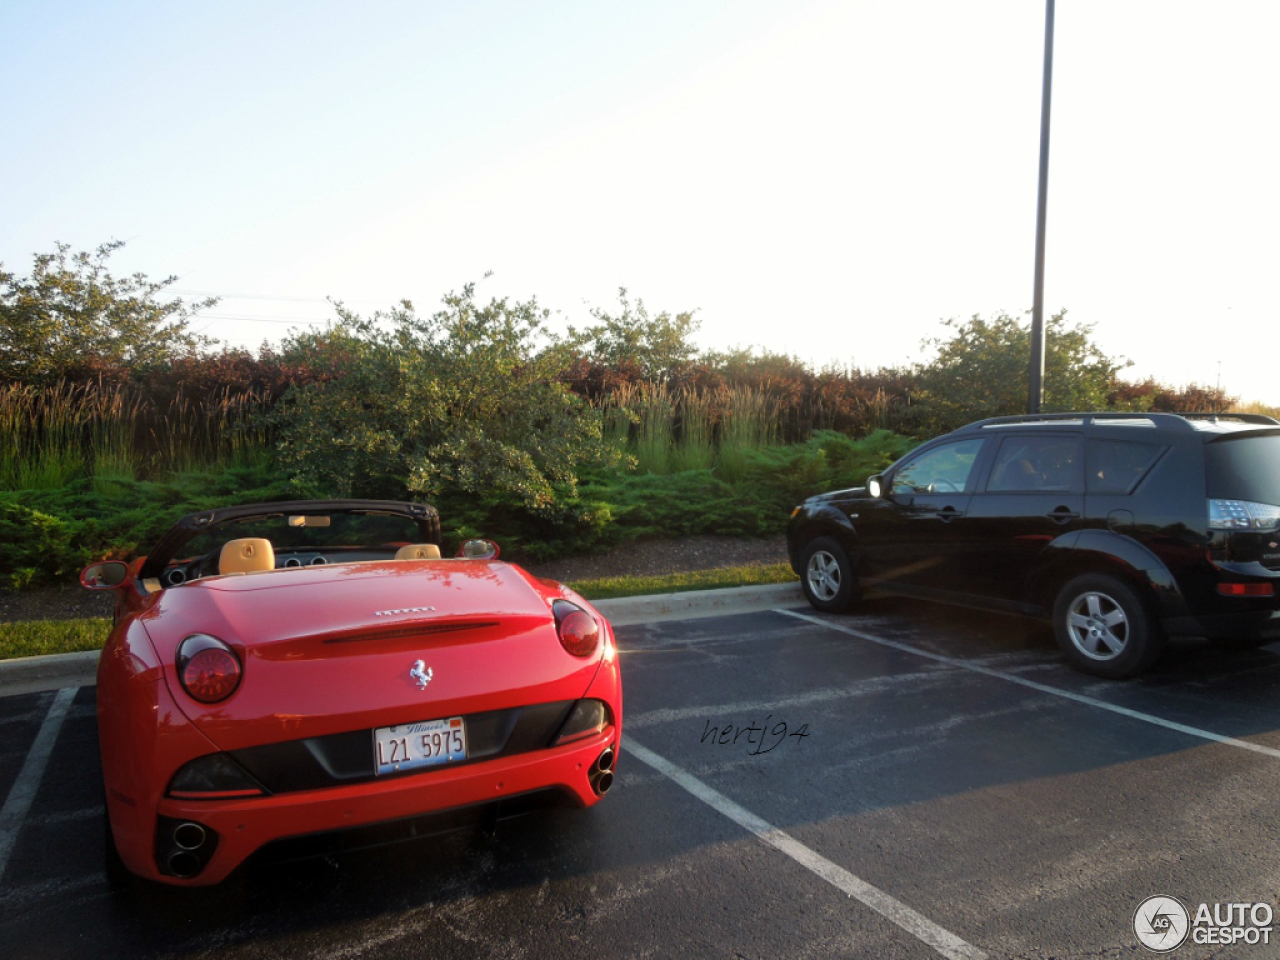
left=1047, top=506, right=1080, bottom=524
left=935, top=506, right=964, bottom=522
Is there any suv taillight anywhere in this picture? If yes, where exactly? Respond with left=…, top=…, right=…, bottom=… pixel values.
left=1208, top=499, right=1280, bottom=532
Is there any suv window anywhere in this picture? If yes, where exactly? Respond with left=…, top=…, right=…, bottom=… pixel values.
left=890, top=438, right=984, bottom=495
left=987, top=436, right=1082, bottom=492
left=1086, top=439, right=1165, bottom=495
left=1206, top=434, right=1280, bottom=502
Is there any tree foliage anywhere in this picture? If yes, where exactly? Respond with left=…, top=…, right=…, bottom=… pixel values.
left=911, top=311, right=1132, bottom=434
left=271, top=285, right=622, bottom=527
left=0, top=241, right=215, bottom=384
left=571, top=288, right=700, bottom=382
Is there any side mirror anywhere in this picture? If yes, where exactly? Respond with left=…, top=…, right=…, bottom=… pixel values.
left=867, top=475, right=885, bottom=498
left=81, top=561, right=129, bottom=590
left=460, top=539, right=500, bottom=560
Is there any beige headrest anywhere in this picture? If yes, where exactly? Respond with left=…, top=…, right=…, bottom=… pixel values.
left=394, top=543, right=442, bottom=561
left=219, top=538, right=275, bottom=574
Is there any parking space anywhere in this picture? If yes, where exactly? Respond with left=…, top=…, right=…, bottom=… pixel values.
left=3, top=599, right=1280, bottom=958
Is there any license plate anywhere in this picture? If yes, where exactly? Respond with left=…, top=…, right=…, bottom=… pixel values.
left=374, top=717, right=466, bottom=775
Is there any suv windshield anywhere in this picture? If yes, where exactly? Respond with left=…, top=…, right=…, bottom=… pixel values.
left=1205, top=434, right=1280, bottom=502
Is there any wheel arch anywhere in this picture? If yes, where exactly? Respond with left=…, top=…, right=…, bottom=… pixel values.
left=1027, top=529, right=1190, bottom=623
left=788, top=507, right=859, bottom=576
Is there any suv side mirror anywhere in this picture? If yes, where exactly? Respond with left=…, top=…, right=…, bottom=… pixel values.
left=867, top=475, right=885, bottom=498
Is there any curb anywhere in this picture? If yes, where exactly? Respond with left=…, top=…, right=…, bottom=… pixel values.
left=0, top=650, right=100, bottom=699
left=0, top=582, right=805, bottom=698
left=593, top=581, right=803, bottom=627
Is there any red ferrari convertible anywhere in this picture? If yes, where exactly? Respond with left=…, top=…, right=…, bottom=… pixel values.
left=80, top=500, right=622, bottom=886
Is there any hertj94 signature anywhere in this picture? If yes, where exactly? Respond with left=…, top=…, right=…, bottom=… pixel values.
left=700, top=715, right=810, bottom=755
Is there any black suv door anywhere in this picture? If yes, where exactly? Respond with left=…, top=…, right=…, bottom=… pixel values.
left=964, top=432, right=1086, bottom=604
left=858, top=436, right=989, bottom=594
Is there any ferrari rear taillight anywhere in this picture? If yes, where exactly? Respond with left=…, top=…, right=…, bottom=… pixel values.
left=552, top=600, right=600, bottom=658
left=177, top=634, right=242, bottom=703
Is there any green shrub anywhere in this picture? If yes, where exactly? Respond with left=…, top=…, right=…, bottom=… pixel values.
left=271, top=288, right=623, bottom=513
left=0, top=462, right=300, bottom=590
left=731, top=429, right=916, bottom=514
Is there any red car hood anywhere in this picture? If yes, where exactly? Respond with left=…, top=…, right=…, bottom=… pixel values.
left=140, top=560, right=605, bottom=750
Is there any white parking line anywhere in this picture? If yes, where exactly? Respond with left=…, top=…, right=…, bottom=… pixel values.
left=626, top=738, right=988, bottom=960
left=0, top=687, right=78, bottom=884
left=626, top=667, right=945, bottom=730
left=778, top=608, right=1280, bottom=761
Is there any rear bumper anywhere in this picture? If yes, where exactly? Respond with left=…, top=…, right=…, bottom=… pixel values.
left=135, top=726, right=618, bottom=885
left=1164, top=608, right=1280, bottom=642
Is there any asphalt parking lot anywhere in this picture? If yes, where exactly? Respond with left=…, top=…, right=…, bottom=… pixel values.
left=4, top=595, right=1280, bottom=959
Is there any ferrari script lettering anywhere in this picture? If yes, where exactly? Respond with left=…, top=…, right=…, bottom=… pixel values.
left=376, top=606, right=437, bottom=617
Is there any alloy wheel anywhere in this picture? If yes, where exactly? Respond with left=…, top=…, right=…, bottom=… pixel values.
left=805, top=550, right=842, bottom=602
left=1065, top=589, right=1129, bottom=660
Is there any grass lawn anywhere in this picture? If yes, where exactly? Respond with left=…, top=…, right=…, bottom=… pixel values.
left=3, top=618, right=114, bottom=660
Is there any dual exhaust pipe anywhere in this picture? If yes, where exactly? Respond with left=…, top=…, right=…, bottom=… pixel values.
left=591, top=746, right=615, bottom=796
left=157, top=817, right=217, bottom=879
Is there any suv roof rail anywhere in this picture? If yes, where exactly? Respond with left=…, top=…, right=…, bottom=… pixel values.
left=1177, top=412, right=1280, bottom=425
left=964, top=411, right=1280, bottom=432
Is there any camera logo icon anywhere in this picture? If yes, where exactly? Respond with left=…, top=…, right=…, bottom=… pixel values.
left=1134, top=895, right=1190, bottom=953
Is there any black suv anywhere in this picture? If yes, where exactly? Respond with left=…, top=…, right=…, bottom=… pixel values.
left=786, top=412, right=1280, bottom=678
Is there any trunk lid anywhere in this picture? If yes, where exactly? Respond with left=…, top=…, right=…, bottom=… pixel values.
left=142, top=560, right=601, bottom=750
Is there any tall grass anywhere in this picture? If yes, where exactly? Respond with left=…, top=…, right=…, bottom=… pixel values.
left=616, top=382, right=676, bottom=474
left=1, top=382, right=88, bottom=490
left=601, top=382, right=782, bottom=478
left=1233, top=399, right=1280, bottom=420
left=717, top=385, right=779, bottom=483
left=671, top=387, right=715, bottom=473
left=0, top=380, right=275, bottom=492
left=86, top=385, right=143, bottom=483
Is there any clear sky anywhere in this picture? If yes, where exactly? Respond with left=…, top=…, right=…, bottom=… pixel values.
left=3, top=1, right=1277, bottom=403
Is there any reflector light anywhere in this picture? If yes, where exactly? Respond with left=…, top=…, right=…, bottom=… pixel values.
left=167, top=752, right=266, bottom=799
left=177, top=634, right=243, bottom=703
left=552, top=601, right=600, bottom=658
left=554, top=699, right=610, bottom=744
left=1217, top=582, right=1275, bottom=597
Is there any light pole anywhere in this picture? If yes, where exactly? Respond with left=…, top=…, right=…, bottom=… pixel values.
left=1028, top=0, right=1055, bottom=413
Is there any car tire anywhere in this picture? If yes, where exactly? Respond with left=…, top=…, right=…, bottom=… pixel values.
left=1052, top=574, right=1164, bottom=678
left=800, top=537, right=857, bottom=613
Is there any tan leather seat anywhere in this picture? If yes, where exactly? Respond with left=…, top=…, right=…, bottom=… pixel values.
left=394, top=543, right=442, bottom=561
left=219, top=538, right=275, bottom=575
